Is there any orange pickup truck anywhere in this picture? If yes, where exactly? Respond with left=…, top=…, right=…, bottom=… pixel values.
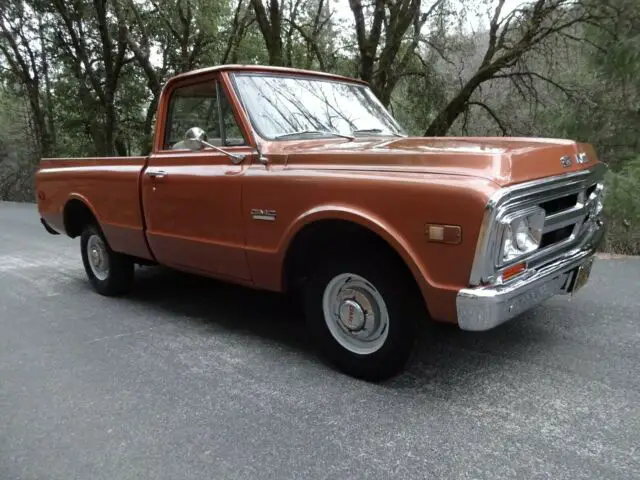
left=35, top=65, right=606, bottom=381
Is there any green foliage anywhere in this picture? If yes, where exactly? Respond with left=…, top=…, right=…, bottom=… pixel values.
left=0, top=88, right=38, bottom=201
left=531, top=0, right=640, bottom=170
left=602, top=158, right=640, bottom=255
left=390, top=69, right=448, bottom=136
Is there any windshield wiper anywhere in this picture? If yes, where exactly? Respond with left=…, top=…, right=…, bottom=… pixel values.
left=352, top=128, right=404, bottom=137
left=275, top=129, right=354, bottom=140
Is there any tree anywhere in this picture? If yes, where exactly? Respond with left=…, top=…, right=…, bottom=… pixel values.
left=114, top=0, right=254, bottom=153
left=349, top=0, right=447, bottom=106
left=0, top=0, right=55, bottom=157
left=251, top=0, right=284, bottom=65
left=47, top=0, right=131, bottom=156
left=424, top=0, right=606, bottom=136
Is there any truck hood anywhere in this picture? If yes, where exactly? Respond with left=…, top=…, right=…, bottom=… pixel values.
left=277, top=136, right=600, bottom=186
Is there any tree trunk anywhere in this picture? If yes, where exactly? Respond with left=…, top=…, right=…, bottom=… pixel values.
left=142, top=94, right=160, bottom=155
left=38, top=18, right=56, bottom=156
left=251, top=0, right=284, bottom=66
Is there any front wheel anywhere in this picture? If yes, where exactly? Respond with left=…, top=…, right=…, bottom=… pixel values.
left=80, top=224, right=134, bottom=296
left=303, top=252, right=423, bottom=381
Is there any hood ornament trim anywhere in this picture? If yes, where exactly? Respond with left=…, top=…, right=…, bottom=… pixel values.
left=576, top=152, right=590, bottom=164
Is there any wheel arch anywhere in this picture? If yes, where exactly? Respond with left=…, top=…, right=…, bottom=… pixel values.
left=63, top=194, right=101, bottom=238
left=280, top=206, right=432, bottom=313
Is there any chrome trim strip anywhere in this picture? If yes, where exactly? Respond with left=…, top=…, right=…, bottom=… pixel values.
left=468, top=163, right=607, bottom=286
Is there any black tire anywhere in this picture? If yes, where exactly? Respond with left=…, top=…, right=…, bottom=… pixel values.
left=303, top=250, right=424, bottom=382
left=80, top=223, right=134, bottom=296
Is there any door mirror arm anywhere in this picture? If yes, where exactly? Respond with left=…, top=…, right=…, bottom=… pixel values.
left=200, top=139, right=246, bottom=165
left=184, top=127, right=246, bottom=164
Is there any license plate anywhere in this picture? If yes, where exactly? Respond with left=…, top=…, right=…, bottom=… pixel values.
left=571, top=257, right=594, bottom=295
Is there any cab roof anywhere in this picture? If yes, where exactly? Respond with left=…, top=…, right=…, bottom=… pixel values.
left=166, top=64, right=370, bottom=87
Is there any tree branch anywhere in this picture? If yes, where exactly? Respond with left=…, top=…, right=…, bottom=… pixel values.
left=468, top=101, right=509, bottom=135
left=284, top=18, right=326, bottom=70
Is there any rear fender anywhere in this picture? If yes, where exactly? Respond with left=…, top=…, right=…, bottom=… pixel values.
left=62, top=193, right=102, bottom=237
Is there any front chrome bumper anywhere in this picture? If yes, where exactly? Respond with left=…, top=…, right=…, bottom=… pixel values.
left=456, top=223, right=604, bottom=331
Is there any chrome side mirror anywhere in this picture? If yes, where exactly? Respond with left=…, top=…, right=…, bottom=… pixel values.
left=183, top=126, right=246, bottom=164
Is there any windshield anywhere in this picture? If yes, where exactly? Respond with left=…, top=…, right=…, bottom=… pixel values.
left=231, top=73, right=407, bottom=140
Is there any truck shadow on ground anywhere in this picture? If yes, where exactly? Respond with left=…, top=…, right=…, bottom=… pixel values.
left=116, top=265, right=558, bottom=387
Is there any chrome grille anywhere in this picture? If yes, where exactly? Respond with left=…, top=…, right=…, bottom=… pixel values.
left=528, top=180, right=602, bottom=266
left=468, top=163, right=607, bottom=286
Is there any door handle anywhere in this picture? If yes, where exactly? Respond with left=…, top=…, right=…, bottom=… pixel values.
left=146, top=170, right=168, bottom=180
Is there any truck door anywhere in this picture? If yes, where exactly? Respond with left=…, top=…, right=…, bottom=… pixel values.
left=141, top=75, right=253, bottom=281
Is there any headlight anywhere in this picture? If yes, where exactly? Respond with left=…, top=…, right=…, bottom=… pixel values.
left=594, top=184, right=605, bottom=216
left=586, top=184, right=605, bottom=218
left=499, top=206, right=545, bottom=263
left=595, top=196, right=604, bottom=216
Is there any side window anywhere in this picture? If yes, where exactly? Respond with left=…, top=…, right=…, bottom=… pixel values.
left=164, top=81, right=220, bottom=149
left=218, top=84, right=247, bottom=147
left=163, top=80, right=247, bottom=150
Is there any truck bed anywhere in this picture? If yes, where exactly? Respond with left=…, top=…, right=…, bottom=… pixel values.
left=36, top=156, right=153, bottom=260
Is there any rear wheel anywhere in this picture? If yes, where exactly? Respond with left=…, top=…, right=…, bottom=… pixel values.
left=80, top=224, right=134, bottom=296
left=303, top=251, right=423, bottom=381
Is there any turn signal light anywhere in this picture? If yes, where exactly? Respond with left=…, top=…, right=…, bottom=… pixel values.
left=502, top=262, right=526, bottom=282
left=426, top=224, right=462, bottom=244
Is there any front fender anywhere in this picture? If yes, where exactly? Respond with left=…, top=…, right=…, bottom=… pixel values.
left=276, top=203, right=435, bottom=313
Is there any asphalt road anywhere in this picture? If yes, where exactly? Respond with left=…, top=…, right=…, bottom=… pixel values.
left=1, top=201, right=639, bottom=480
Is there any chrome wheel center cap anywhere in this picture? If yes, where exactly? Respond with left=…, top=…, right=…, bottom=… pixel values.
left=86, top=234, right=110, bottom=281
left=338, top=299, right=366, bottom=331
left=322, top=273, right=389, bottom=355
